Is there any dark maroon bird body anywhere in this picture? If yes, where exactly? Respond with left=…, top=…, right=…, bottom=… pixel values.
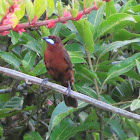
left=44, top=35, right=78, bottom=108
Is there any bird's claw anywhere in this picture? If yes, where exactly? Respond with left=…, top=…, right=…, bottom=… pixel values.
left=65, top=81, right=71, bottom=96
left=42, top=78, right=49, bottom=85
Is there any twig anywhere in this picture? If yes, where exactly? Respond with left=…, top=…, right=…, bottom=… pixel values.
left=0, top=66, right=140, bottom=121
left=0, top=5, right=97, bottom=32
left=0, top=83, right=26, bottom=94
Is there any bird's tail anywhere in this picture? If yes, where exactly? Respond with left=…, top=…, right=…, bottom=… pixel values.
left=62, top=82, right=78, bottom=108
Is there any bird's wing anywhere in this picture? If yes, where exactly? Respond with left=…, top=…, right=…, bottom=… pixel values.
left=63, top=50, right=73, bottom=70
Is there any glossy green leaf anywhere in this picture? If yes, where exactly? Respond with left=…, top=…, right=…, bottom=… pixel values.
left=94, top=13, right=136, bottom=40
left=15, top=3, right=25, bottom=20
left=68, top=51, right=86, bottom=63
left=25, top=0, right=34, bottom=21
left=51, top=23, right=62, bottom=36
left=1, top=96, right=23, bottom=109
left=108, top=120, right=127, bottom=140
left=56, top=1, right=64, bottom=17
left=40, top=26, right=50, bottom=37
left=10, top=13, right=19, bottom=28
left=45, top=0, right=54, bottom=17
left=119, top=0, right=137, bottom=13
left=34, top=0, right=46, bottom=19
left=8, top=30, right=20, bottom=45
left=48, top=101, right=87, bottom=132
left=114, top=29, right=140, bottom=41
left=73, top=19, right=94, bottom=53
left=70, top=9, right=78, bottom=18
left=136, top=60, right=140, bottom=74
left=84, top=0, right=94, bottom=8
left=106, top=53, right=140, bottom=81
left=0, top=0, right=6, bottom=16
left=23, top=51, right=37, bottom=67
left=91, top=5, right=104, bottom=30
left=32, top=62, right=47, bottom=76
left=130, top=99, right=140, bottom=111
left=24, top=41, right=42, bottom=55
left=125, top=137, right=139, bottom=140
left=0, top=51, right=21, bottom=70
left=106, top=0, right=116, bottom=18
left=97, top=38, right=140, bottom=61
left=50, top=118, right=101, bottom=140
left=24, top=131, right=43, bottom=140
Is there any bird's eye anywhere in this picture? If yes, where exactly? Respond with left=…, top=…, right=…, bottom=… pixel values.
left=53, top=38, right=58, bottom=43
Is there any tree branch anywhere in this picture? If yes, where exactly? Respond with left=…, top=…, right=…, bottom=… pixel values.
left=0, top=5, right=96, bottom=32
left=0, top=66, right=140, bottom=121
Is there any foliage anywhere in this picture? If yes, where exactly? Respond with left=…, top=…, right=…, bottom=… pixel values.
left=0, top=0, right=140, bottom=139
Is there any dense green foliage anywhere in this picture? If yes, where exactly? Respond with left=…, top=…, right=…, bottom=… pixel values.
left=0, top=0, right=140, bottom=139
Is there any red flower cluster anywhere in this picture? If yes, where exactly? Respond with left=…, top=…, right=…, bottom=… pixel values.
left=72, top=12, right=83, bottom=21
left=12, top=24, right=25, bottom=35
left=0, top=0, right=25, bottom=36
left=46, top=21, right=56, bottom=28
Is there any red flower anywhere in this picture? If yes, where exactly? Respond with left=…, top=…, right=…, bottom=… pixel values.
left=1, top=14, right=14, bottom=26
left=9, top=3, right=21, bottom=13
left=12, top=24, right=26, bottom=35
left=46, top=99, right=52, bottom=106
left=63, top=10, right=71, bottom=17
left=0, top=31, right=9, bottom=36
left=46, top=21, right=56, bottom=28
left=30, top=16, right=38, bottom=26
left=72, top=12, right=83, bottom=21
left=93, top=2, right=99, bottom=10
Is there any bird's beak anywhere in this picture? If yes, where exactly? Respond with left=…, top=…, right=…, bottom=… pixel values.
left=42, top=37, right=54, bottom=45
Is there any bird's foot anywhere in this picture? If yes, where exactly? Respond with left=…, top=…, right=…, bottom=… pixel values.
left=65, top=81, right=71, bottom=96
left=39, top=78, right=49, bottom=92
left=42, top=78, right=49, bottom=85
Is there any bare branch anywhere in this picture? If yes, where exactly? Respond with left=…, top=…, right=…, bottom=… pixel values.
left=0, top=66, right=140, bottom=121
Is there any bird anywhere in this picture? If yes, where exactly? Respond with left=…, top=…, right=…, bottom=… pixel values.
left=43, top=35, right=78, bottom=108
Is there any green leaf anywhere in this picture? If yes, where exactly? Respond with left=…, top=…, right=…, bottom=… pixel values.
left=15, top=3, right=25, bottom=20
left=84, top=0, right=94, bottom=8
left=130, top=99, right=140, bottom=111
left=68, top=51, right=86, bottom=63
left=106, top=0, right=116, bottom=18
left=106, top=53, right=140, bottom=81
left=75, top=85, right=97, bottom=98
left=119, top=0, right=137, bottom=13
left=0, top=51, right=21, bottom=70
left=108, top=120, right=127, bottom=140
left=2, top=96, right=24, bottom=109
left=23, top=51, right=37, bottom=67
left=114, top=29, right=140, bottom=41
left=97, top=38, right=140, bottom=61
left=24, top=41, right=42, bottom=55
left=0, top=0, right=6, bottom=16
left=73, top=19, right=94, bottom=53
left=34, top=0, right=46, bottom=19
left=32, top=62, right=47, bottom=76
left=136, top=60, right=140, bottom=74
left=50, top=118, right=101, bottom=140
left=48, top=101, right=87, bottom=132
left=45, top=0, right=54, bottom=17
left=50, top=23, right=62, bottom=36
left=24, top=131, right=43, bottom=140
left=94, top=13, right=136, bottom=40
left=56, top=1, right=64, bottom=17
left=0, top=126, right=3, bottom=139
left=88, top=5, right=105, bottom=30
left=8, top=30, right=20, bottom=45
left=40, top=26, right=50, bottom=37
left=25, top=0, right=34, bottom=21
left=125, top=137, right=139, bottom=140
